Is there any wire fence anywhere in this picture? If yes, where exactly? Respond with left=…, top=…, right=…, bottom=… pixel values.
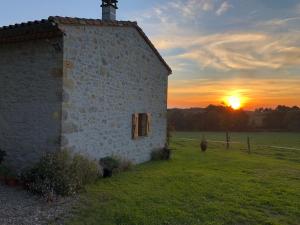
left=177, top=138, right=300, bottom=151
left=176, top=136, right=300, bottom=162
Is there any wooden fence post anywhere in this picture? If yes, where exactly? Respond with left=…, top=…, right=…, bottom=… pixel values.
left=247, top=136, right=251, bottom=154
left=226, top=132, right=230, bottom=149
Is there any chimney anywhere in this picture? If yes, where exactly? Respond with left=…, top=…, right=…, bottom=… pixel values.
left=101, top=0, right=118, bottom=21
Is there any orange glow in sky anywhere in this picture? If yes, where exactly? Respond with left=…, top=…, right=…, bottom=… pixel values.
left=226, top=96, right=242, bottom=110
left=167, top=78, right=300, bottom=110
left=148, top=1, right=300, bottom=111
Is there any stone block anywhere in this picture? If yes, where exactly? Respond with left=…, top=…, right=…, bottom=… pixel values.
left=62, top=122, right=79, bottom=134
left=64, top=60, right=74, bottom=69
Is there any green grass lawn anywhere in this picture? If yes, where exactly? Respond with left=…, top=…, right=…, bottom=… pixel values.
left=66, top=132, right=300, bottom=225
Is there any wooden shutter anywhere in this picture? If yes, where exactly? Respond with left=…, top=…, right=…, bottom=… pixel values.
left=146, top=113, right=151, bottom=136
left=132, top=113, right=139, bottom=139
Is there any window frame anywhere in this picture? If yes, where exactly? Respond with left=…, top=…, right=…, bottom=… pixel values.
left=132, top=113, right=151, bottom=139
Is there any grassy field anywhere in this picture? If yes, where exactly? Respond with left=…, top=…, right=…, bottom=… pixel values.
left=66, top=132, right=300, bottom=225
left=174, top=132, right=300, bottom=163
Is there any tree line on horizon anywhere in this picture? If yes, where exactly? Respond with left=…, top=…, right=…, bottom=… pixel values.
left=168, top=105, right=300, bottom=132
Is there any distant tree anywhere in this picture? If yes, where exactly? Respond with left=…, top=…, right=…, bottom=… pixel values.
left=167, top=109, right=186, bottom=131
left=255, top=108, right=264, bottom=113
left=230, top=109, right=250, bottom=131
left=262, top=105, right=300, bottom=131
left=168, top=105, right=299, bottom=132
left=203, top=105, right=226, bottom=131
left=284, top=110, right=300, bottom=131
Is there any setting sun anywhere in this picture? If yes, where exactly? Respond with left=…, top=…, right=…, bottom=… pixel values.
left=227, top=96, right=242, bottom=110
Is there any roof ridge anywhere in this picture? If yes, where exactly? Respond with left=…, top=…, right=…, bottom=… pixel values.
left=48, top=16, right=137, bottom=26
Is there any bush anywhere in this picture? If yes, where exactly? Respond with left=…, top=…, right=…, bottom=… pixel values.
left=151, top=147, right=172, bottom=161
left=99, top=156, right=120, bottom=178
left=0, top=149, right=6, bottom=164
left=99, top=156, right=120, bottom=170
left=21, top=150, right=99, bottom=196
left=70, top=154, right=99, bottom=186
left=114, top=158, right=133, bottom=173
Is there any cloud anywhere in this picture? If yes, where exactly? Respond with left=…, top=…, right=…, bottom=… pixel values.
left=216, top=1, right=232, bottom=16
left=201, top=0, right=214, bottom=11
left=144, top=0, right=215, bottom=23
left=154, top=31, right=300, bottom=72
left=259, top=17, right=300, bottom=27
left=140, top=0, right=300, bottom=73
left=296, top=3, right=300, bottom=15
left=135, top=0, right=300, bottom=108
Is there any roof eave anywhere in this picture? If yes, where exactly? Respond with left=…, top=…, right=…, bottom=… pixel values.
left=133, top=24, right=172, bottom=75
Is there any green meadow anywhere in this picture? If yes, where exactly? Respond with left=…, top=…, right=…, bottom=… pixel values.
left=66, top=132, right=300, bottom=225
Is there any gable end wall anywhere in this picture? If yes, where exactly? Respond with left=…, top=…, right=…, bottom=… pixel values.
left=61, top=24, right=169, bottom=163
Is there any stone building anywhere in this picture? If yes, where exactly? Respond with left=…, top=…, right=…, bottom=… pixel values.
left=0, top=1, right=172, bottom=171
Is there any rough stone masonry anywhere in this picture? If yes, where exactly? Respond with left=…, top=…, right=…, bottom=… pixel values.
left=0, top=17, right=171, bottom=171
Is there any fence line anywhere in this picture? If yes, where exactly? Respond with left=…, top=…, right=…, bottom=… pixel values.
left=207, top=140, right=241, bottom=144
left=261, top=145, right=300, bottom=151
left=177, top=138, right=300, bottom=151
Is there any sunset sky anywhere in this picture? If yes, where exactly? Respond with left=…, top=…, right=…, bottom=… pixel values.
left=1, top=0, right=299, bottom=110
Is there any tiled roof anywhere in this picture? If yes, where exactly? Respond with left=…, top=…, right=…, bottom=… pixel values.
left=0, top=19, right=54, bottom=31
left=0, top=16, right=172, bottom=74
left=49, top=16, right=136, bottom=27
left=0, top=19, right=61, bottom=43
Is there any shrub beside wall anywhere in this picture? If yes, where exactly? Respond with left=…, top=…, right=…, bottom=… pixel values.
left=99, top=156, right=133, bottom=178
left=1, top=146, right=136, bottom=198
left=151, top=147, right=172, bottom=161
left=116, top=158, right=133, bottom=173
left=21, top=150, right=99, bottom=196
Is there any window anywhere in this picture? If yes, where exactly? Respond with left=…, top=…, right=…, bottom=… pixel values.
left=138, top=113, right=148, bottom=137
left=132, top=113, right=151, bottom=139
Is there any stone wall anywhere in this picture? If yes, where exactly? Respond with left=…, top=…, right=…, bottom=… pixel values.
left=61, top=25, right=169, bottom=163
left=0, top=38, right=63, bottom=171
